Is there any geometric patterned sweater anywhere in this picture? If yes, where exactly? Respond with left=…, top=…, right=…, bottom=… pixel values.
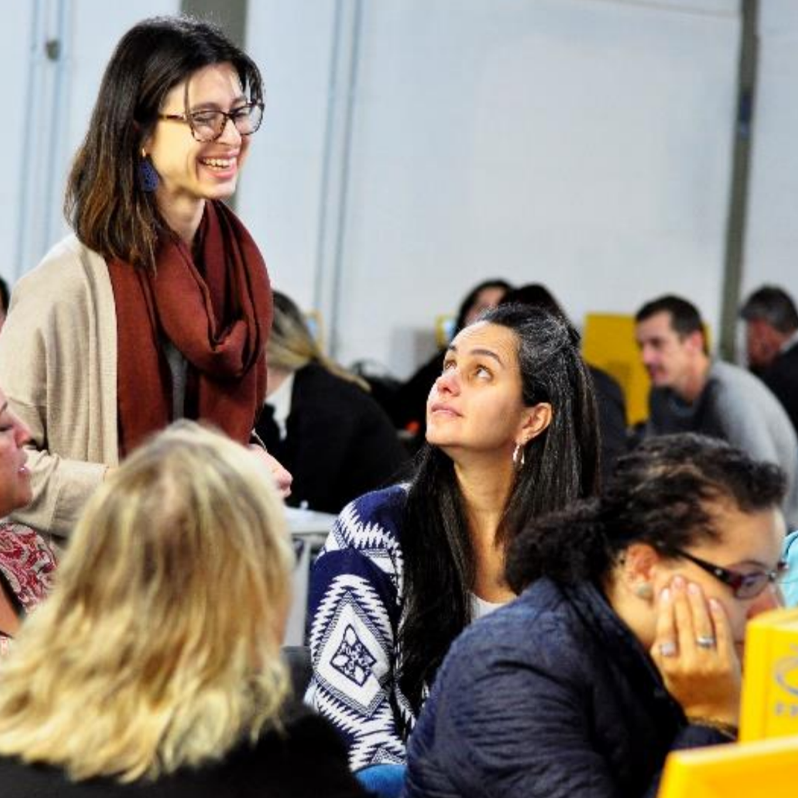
left=305, top=485, right=418, bottom=770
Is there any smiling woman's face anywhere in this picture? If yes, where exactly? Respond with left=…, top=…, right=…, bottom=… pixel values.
left=425, top=321, right=539, bottom=459
left=145, top=62, right=253, bottom=221
left=0, top=388, right=32, bottom=516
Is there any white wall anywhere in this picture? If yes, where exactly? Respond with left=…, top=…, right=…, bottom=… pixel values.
left=241, top=0, right=742, bottom=376
left=0, top=2, right=36, bottom=284
left=240, top=0, right=337, bottom=309
left=742, top=0, right=798, bottom=301
left=1, top=0, right=178, bottom=285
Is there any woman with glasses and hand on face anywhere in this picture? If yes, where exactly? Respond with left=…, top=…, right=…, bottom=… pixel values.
left=405, top=433, right=787, bottom=798
left=0, top=16, right=290, bottom=544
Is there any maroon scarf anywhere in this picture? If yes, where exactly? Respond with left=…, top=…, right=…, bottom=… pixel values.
left=108, top=201, right=272, bottom=456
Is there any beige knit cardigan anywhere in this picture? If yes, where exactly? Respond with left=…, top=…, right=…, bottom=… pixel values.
left=0, top=235, right=118, bottom=539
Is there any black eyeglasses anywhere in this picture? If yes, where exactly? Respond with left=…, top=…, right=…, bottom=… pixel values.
left=671, top=548, right=788, bottom=599
left=158, top=101, right=264, bottom=143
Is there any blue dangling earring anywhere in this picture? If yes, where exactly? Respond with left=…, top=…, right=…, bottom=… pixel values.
left=138, top=149, right=159, bottom=192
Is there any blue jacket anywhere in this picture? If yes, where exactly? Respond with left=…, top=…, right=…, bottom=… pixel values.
left=404, top=578, right=728, bottom=798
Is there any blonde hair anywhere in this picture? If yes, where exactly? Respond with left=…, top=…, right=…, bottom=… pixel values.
left=269, top=291, right=369, bottom=390
left=0, top=421, right=294, bottom=782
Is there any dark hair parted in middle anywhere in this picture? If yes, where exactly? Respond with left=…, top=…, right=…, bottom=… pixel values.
left=507, top=433, right=787, bottom=593
left=65, top=15, right=263, bottom=272
left=398, top=302, right=600, bottom=716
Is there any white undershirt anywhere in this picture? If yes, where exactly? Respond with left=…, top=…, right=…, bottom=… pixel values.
left=265, top=371, right=295, bottom=440
left=470, top=593, right=506, bottom=620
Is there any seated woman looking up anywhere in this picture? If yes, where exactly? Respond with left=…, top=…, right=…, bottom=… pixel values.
left=0, top=385, right=56, bottom=657
left=0, top=422, right=368, bottom=798
left=405, top=434, right=787, bottom=798
left=306, top=303, right=600, bottom=769
left=255, top=291, right=409, bottom=513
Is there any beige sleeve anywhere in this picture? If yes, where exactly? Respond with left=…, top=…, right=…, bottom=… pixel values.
left=0, top=239, right=117, bottom=539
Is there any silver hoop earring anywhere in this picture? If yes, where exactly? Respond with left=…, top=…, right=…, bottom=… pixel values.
left=512, top=443, right=525, bottom=471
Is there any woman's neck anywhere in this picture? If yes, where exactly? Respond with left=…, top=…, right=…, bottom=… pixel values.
left=157, top=193, right=206, bottom=246
left=454, top=455, right=517, bottom=603
left=454, top=452, right=515, bottom=530
left=266, top=367, right=292, bottom=399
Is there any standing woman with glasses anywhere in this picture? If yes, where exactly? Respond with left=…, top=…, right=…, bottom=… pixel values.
left=405, top=434, right=788, bottom=798
left=0, top=15, right=290, bottom=543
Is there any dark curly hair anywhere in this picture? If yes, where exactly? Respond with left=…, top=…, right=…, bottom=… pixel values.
left=507, top=433, right=786, bottom=593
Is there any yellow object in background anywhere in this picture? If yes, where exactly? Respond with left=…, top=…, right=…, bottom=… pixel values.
left=435, top=314, right=455, bottom=348
left=739, top=606, right=798, bottom=742
left=657, top=735, right=798, bottom=798
left=581, top=313, right=651, bottom=426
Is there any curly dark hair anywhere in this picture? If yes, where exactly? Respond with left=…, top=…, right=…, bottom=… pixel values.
left=506, top=433, right=786, bottom=593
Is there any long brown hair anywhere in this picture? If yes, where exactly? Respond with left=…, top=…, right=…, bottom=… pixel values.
left=64, top=15, right=263, bottom=271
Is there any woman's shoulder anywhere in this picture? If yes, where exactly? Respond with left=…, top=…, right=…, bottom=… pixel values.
left=293, top=364, right=381, bottom=414
left=239, top=703, right=369, bottom=797
left=259, top=701, right=350, bottom=751
left=447, top=579, right=589, bottom=674
left=12, top=235, right=109, bottom=310
left=313, top=486, right=409, bottom=586
left=329, top=485, right=408, bottom=549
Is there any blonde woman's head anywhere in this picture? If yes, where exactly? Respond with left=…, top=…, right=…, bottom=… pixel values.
left=267, top=291, right=319, bottom=373
left=0, top=421, right=294, bottom=782
left=268, top=291, right=369, bottom=389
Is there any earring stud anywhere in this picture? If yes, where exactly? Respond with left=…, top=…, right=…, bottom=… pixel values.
left=138, top=149, right=159, bottom=192
left=634, top=583, right=653, bottom=600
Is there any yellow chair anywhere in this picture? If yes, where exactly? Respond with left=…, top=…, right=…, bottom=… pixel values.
left=581, top=313, right=650, bottom=427
left=739, top=606, right=798, bottom=742
left=658, top=607, right=798, bottom=796
left=658, top=735, right=798, bottom=798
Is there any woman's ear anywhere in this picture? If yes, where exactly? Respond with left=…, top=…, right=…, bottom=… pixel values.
left=518, top=402, right=552, bottom=445
left=620, top=543, right=661, bottom=600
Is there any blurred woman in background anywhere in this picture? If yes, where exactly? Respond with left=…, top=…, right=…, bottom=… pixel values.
left=256, top=291, right=409, bottom=513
